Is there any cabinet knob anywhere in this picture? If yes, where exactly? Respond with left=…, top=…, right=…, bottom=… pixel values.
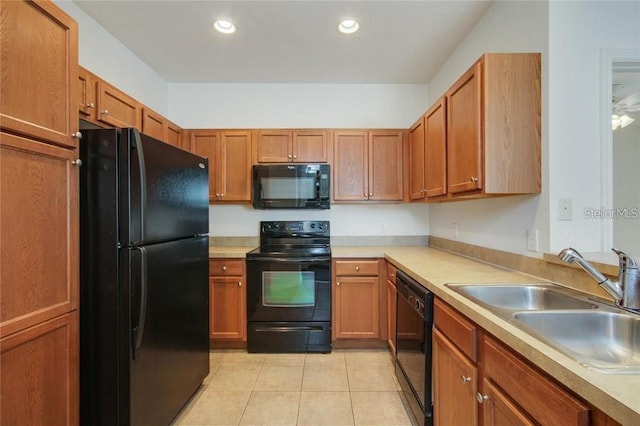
left=470, top=176, right=478, bottom=183
left=238, top=282, right=242, bottom=287
left=369, top=192, right=373, bottom=197
left=476, top=392, right=488, bottom=404
left=461, top=375, right=471, bottom=384
left=87, top=102, right=95, bottom=109
left=288, top=154, right=292, bottom=159
left=100, top=109, right=109, bottom=115
left=72, top=159, right=83, bottom=167
left=215, top=193, right=220, bottom=197
left=71, top=131, right=82, bottom=139
left=222, top=266, right=227, bottom=271
left=389, top=273, right=395, bottom=278
left=293, top=155, right=297, bottom=159
left=355, top=266, right=360, bottom=272
left=337, top=282, right=341, bottom=287
left=220, top=193, right=224, bottom=198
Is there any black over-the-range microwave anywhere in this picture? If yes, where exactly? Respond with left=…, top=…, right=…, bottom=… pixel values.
left=252, top=164, right=330, bottom=209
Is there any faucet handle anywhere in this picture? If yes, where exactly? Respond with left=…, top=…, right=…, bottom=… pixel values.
left=611, top=248, right=639, bottom=269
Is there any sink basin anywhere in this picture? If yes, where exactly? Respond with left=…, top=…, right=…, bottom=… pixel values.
left=446, top=284, right=599, bottom=311
left=513, top=311, right=640, bottom=373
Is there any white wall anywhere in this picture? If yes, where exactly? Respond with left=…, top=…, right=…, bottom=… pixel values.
left=169, top=82, right=431, bottom=238
left=169, top=83, right=428, bottom=129
left=427, top=1, right=550, bottom=256
left=54, top=0, right=170, bottom=116
left=548, top=1, right=640, bottom=253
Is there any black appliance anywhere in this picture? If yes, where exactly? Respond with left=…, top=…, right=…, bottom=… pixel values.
left=79, top=128, right=210, bottom=425
left=246, top=221, right=331, bottom=352
left=395, top=270, right=434, bottom=426
left=252, top=164, right=330, bottom=209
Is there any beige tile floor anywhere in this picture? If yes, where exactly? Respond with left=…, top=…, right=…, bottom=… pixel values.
left=172, top=349, right=415, bottom=426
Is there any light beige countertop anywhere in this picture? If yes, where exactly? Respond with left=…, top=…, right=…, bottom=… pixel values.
left=210, top=244, right=639, bottom=424
left=209, top=246, right=255, bottom=258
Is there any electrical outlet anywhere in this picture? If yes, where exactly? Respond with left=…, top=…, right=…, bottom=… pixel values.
left=379, top=223, right=386, bottom=233
left=526, top=229, right=539, bottom=252
left=558, top=198, right=573, bottom=221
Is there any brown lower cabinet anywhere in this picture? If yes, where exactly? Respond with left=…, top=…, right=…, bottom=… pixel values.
left=433, top=298, right=620, bottom=426
left=333, top=259, right=381, bottom=339
left=1, top=311, right=79, bottom=426
left=209, top=259, right=246, bottom=341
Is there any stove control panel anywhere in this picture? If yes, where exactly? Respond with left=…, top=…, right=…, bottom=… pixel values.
left=261, top=220, right=329, bottom=235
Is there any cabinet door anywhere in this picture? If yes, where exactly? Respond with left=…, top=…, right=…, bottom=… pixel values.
left=190, top=130, right=219, bottom=201
left=166, top=122, right=183, bottom=148
left=0, top=0, right=78, bottom=148
left=369, top=131, right=403, bottom=201
left=210, top=276, right=246, bottom=340
left=433, top=328, right=478, bottom=426
left=480, top=379, right=535, bottom=426
left=96, top=79, right=141, bottom=129
left=446, top=60, right=482, bottom=194
left=78, top=66, right=97, bottom=120
left=1, top=133, right=78, bottom=337
left=333, top=131, right=368, bottom=201
left=1, top=311, right=79, bottom=426
left=293, top=130, right=329, bottom=163
left=141, top=107, right=166, bottom=142
left=409, top=117, right=426, bottom=201
left=334, top=276, right=379, bottom=339
left=424, top=98, right=447, bottom=198
left=256, top=130, right=292, bottom=162
left=219, top=131, right=252, bottom=202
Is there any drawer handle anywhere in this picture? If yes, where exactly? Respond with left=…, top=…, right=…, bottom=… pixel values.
left=461, top=375, right=471, bottom=384
left=355, top=266, right=360, bottom=272
left=476, top=392, right=488, bottom=404
left=222, top=266, right=227, bottom=271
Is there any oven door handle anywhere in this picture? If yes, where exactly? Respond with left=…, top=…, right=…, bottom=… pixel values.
left=249, top=256, right=331, bottom=263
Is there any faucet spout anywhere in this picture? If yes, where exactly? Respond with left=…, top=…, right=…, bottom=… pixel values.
left=558, top=247, right=623, bottom=304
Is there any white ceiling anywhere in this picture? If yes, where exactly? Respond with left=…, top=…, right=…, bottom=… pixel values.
left=73, top=0, right=493, bottom=84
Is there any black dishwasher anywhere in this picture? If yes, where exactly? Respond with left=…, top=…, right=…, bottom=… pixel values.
left=395, top=270, right=434, bottom=426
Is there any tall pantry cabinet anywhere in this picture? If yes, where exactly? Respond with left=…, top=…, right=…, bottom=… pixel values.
left=0, top=1, right=80, bottom=424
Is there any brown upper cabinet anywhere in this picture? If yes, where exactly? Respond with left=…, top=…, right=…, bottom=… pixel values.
left=96, top=79, right=141, bottom=129
left=78, top=66, right=97, bottom=122
left=333, top=130, right=404, bottom=202
left=424, top=98, right=448, bottom=198
left=445, top=53, right=541, bottom=198
left=142, top=107, right=183, bottom=148
left=409, top=117, right=426, bottom=201
left=189, top=130, right=252, bottom=203
left=255, top=129, right=329, bottom=163
left=1, top=0, right=79, bottom=149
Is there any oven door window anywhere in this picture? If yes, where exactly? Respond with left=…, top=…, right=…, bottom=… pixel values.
left=262, top=271, right=315, bottom=307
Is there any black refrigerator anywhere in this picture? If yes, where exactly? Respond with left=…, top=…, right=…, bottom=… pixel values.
left=79, top=128, right=210, bottom=425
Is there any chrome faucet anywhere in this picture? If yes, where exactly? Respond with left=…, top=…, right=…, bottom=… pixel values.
left=558, top=247, right=640, bottom=312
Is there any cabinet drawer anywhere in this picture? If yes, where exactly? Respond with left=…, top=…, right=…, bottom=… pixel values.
left=209, top=259, right=244, bottom=276
left=482, top=334, right=589, bottom=426
left=434, top=299, right=477, bottom=362
left=335, top=259, right=379, bottom=276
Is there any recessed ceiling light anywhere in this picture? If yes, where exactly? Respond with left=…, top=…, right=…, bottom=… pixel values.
left=338, top=18, right=359, bottom=34
left=214, top=19, right=235, bottom=34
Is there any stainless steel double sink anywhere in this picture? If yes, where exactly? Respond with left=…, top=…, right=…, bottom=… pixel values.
left=445, top=283, right=640, bottom=374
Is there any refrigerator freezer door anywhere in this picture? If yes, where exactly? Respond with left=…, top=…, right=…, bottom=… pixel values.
left=120, top=128, right=209, bottom=245
left=126, top=236, right=210, bottom=425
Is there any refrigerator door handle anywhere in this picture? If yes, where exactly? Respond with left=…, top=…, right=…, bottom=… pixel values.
left=131, top=130, right=147, bottom=242
left=131, top=246, right=148, bottom=360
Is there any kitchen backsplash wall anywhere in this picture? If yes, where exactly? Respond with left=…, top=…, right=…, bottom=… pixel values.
left=209, top=204, right=430, bottom=238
